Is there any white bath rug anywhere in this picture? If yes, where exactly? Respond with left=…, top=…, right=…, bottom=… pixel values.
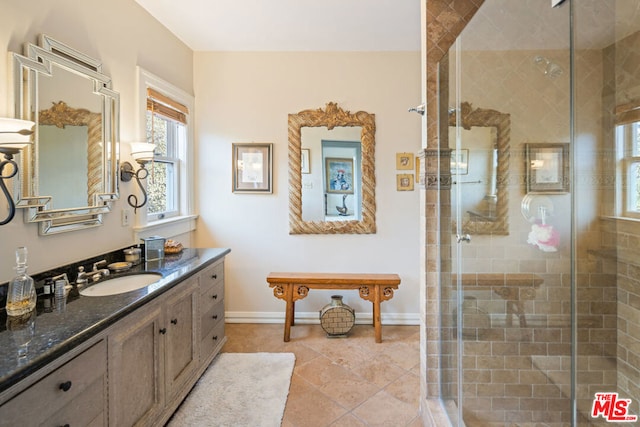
left=168, top=352, right=296, bottom=427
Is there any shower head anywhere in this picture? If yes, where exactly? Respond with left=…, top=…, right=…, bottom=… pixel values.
left=534, top=56, right=563, bottom=79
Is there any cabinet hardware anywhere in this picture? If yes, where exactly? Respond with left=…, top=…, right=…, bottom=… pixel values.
left=212, top=315, right=218, bottom=320
left=211, top=274, right=217, bottom=279
left=212, top=294, right=218, bottom=300
left=159, top=328, right=167, bottom=334
left=59, top=381, right=72, bottom=392
left=171, top=318, right=178, bottom=325
left=213, top=335, right=218, bottom=341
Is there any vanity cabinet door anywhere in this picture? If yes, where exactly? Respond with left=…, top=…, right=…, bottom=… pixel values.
left=164, top=276, right=198, bottom=402
left=108, top=302, right=164, bottom=427
left=0, top=339, right=107, bottom=427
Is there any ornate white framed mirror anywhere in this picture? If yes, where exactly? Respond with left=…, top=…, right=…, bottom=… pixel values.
left=12, top=34, right=120, bottom=235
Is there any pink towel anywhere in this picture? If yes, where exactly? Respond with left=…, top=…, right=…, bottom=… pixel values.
left=527, top=223, right=559, bottom=252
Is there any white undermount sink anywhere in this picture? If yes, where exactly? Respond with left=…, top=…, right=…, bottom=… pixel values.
left=79, top=273, right=163, bottom=297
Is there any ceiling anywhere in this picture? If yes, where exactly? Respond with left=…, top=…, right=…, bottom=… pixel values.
left=134, top=0, right=422, bottom=52
left=135, top=0, right=640, bottom=53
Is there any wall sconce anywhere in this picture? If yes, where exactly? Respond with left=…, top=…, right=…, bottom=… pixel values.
left=0, top=118, right=35, bottom=225
left=120, top=142, right=156, bottom=213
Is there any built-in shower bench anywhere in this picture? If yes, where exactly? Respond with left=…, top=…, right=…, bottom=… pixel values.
left=266, top=272, right=401, bottom=343
left=455, top=273, right=544, bottom=327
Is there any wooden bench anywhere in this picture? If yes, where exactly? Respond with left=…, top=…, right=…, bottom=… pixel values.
left=455, top=273, right=544, bottom=327
left=266, top=272, right=401, bottom=343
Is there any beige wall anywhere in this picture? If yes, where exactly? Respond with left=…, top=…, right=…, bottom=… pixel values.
left=193, top=51, right=422, bottom=322
left=0, top=2, right=422, bottom=322
left=0, top=0, right=193, bottom=280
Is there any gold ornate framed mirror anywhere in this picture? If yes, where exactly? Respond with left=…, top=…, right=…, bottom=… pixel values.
left=288, top=102, right=376, bottom=234
left=449, top=102, right=510, bottom=235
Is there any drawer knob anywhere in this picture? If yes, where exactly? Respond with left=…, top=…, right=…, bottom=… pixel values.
left=61, top=424, right=70, bottom=427
left=213, top=335, right=218, bottom=341
left=212, top=315, right=218, bottom=320
left=159, top=328, right=167, bottom=335
left=212, top=294, right=218, bottom=300
left=171, top=318, right=178, bottom=325
left=211, top=274, right=217, bottom=279
left=59, top=381, right=72, bottom=392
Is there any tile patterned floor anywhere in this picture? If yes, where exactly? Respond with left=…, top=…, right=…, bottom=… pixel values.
left=222, top=323, right=422, bottom=427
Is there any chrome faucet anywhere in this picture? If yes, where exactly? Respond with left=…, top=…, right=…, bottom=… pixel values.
left=76, top=260, right=110, bottom=286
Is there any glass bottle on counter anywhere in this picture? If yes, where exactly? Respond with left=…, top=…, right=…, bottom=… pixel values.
left=6, top=247, right=36, bottom=316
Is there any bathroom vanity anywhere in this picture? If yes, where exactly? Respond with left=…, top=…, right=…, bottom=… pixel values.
left=0, top=247, right=230, bottom=427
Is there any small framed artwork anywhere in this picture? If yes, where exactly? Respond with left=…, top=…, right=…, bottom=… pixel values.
left=396, top=152, right=414, bottom=170
left=450, top=149, right=469, bottom=175
left=525, top=143, right=569, bottom=193
left=301, top=149, right=310, bottom=174
left=325, top=157, right=354, bottom=194
left=397, top=174, right=414, bottom=191
left=232, top=143, right=273, bottom=193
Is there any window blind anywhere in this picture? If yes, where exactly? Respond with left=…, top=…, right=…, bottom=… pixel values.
left=615, top=101, right=640, bottom=126
left=146, top=88, right=188, bottom=124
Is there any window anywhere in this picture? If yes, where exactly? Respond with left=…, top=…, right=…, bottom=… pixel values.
left=146, top=93, right=185, bottom=220
left=137, top=68, right=194, bottom=226
left=616, top=103, right=640, bottom=218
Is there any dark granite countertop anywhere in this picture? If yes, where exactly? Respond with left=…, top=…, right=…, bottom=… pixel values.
left=0, top=247, right=230, bottom=394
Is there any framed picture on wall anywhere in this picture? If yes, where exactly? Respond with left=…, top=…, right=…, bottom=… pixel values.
left=450, top=149, right=469, bottom=175
left=232, top=143, right=273, bottom=193
left=301, top=148, right=310, bottom=174
left=525, top=143, right=569, bottom=193
left=325, top=157, right=354, bottom=194
left=397, top=174, right=414, bottom=191
left=396, top=152, right=414, bottom=170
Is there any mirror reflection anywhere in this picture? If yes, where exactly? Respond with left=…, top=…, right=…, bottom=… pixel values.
left=301, top=126, right=362, bottom=222
left=449, top=125, right=497, bottom=219
left=12, top=34, right=119, bottom=235
left=289, top=102, right=376, bottom=234
left=449, top=102, right=510, bottom=235
left=39, top=101, right=102, bottom=209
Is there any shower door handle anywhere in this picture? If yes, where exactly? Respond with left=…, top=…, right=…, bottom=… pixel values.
left=408, top=104, right=425, bottom=115
left=456, top=234, right=471, bottom=243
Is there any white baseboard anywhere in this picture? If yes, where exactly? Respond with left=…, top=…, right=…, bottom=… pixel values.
left=225, top=311, right=421, bottom=325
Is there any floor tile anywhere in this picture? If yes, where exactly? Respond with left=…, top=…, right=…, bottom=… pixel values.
left=222, top=323, right=421, bottom=427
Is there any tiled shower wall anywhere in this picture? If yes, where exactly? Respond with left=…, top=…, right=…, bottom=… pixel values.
left=600, top=28, right=640, bottom=421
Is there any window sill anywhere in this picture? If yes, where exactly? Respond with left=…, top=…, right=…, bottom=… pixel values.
left=134, top=214, right=198, bottom=239
left=600, top=215, right=640, bottom=224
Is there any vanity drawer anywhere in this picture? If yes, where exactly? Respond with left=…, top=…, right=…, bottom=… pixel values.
left=200, top=279, right=224, bottom=315
left=201, top=298, right=225, bottom=341
left=0, top=339, right=107, bottom=427
left=200, top=261, right=224, bottom=293
left=200, top=320, right=225, bottom=361
left=49, top=375, right=106, bottom=426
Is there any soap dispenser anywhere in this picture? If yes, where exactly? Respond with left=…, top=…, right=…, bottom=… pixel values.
left=6, top=247, right=36, bottom=317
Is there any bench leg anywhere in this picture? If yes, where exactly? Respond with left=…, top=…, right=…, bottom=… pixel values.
left=283, top=285, right=294, bottom=342
left=373, top=287, right=382, bottom=343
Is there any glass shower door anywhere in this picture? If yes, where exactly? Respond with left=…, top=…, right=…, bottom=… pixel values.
left=444, top=1, right=572, bottom=425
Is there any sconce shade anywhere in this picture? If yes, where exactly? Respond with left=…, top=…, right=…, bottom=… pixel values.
left=0, top=118, right=34, bottom=225
left=129, top=142, right=156, bottom=163
left=0, top=118, right=35, bottom=153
